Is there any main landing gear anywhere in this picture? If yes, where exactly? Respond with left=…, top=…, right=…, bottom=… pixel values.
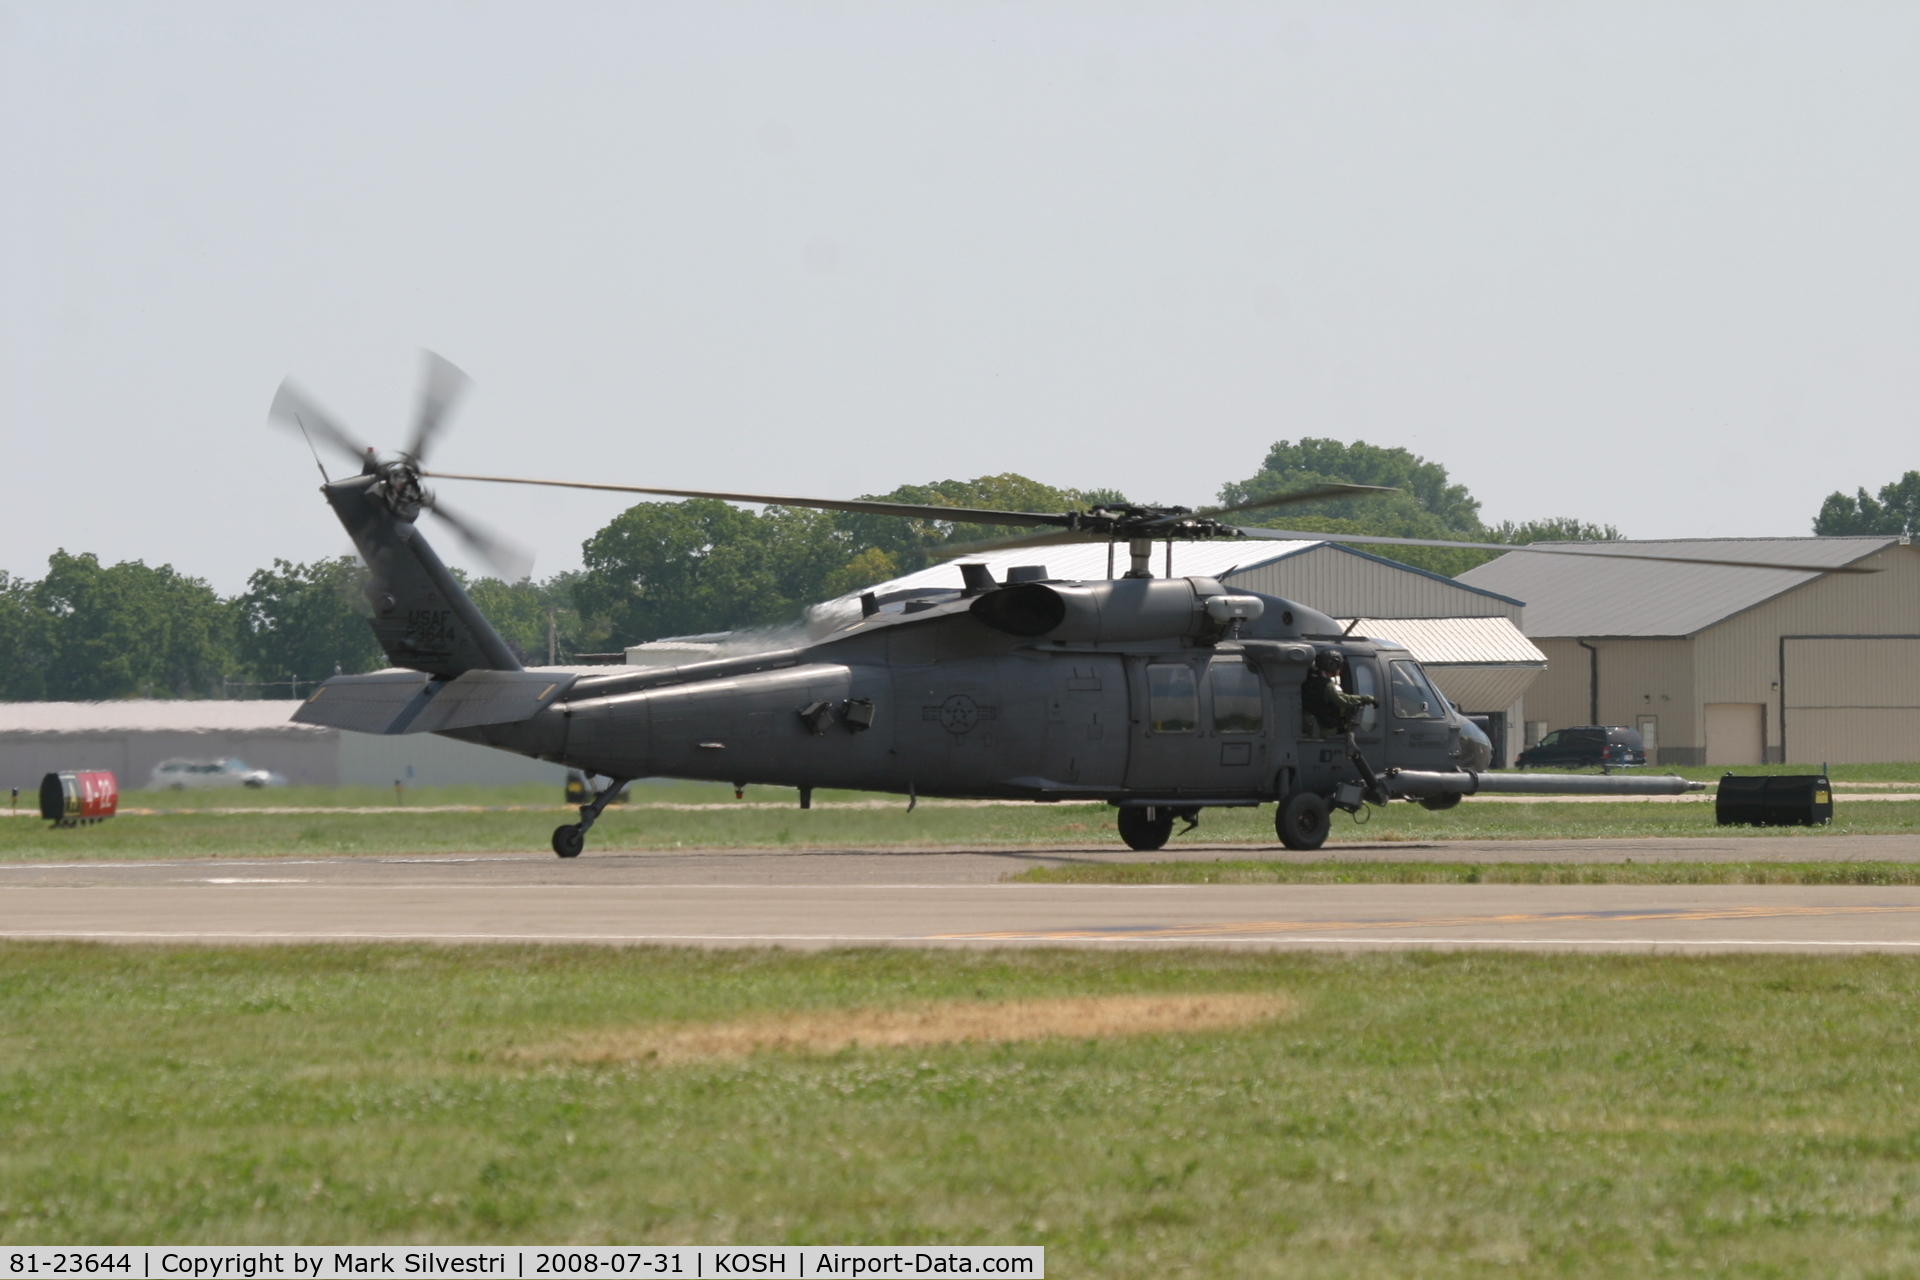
left=552, top=775, right=631, bottom=858
left=1116, top=806, right=1200, bottom=852
left=1275, top=792, right=1330, bottom=851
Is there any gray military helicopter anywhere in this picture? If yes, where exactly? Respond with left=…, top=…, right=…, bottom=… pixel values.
left=274, top=355, right=1861, bottom=857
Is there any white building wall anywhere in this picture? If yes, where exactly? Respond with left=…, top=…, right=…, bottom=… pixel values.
left=1692, top=543, right=1920, bottom=763
left=337, top=732, right=568, bottom=787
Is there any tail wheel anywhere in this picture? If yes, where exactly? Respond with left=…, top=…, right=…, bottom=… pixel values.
left=1117, top=806, right=1175, bottom=852
left=1276, top=792, right=1330, bottom=851
left=552, top=824, right=585, bottom=858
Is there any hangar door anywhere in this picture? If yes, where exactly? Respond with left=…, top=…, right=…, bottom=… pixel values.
left=1782, top=637, right=1920, bottom=765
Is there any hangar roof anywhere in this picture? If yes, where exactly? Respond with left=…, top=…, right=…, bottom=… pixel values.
left=0, top=701, right=319, bottom=734
left=1455, top=537, right=1901, bottom=638
left=1339, top=616, right=1547, bottom=666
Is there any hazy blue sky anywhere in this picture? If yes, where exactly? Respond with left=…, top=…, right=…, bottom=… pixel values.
left=4, top=1, right=1916, bottom=592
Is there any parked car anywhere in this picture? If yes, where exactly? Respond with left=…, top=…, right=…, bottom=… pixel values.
left=149, top=758, right=287, bottom=790
left=1515, top=726, right=1647, bottom=770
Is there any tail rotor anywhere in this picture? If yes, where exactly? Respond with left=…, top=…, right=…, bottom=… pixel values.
left=268, top=352, right=534, bottom=582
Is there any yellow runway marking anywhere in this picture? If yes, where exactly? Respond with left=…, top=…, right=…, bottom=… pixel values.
left=931, top=902, right=1920, bottom=941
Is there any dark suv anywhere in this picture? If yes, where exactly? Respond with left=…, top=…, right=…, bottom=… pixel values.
left=1515, top=725, right=1647, bottom=769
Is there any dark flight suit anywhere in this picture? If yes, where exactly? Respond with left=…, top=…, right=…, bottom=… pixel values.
left=1302, top=671, right=1375, bottom=738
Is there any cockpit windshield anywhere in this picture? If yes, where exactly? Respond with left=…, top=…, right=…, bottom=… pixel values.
left=1387, top=660, right=1446, bottom=720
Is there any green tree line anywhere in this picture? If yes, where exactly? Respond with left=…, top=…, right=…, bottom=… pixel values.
left=1814, top=471, right=1920, bottom=538
left=1, top=444, right=1634, bottom=701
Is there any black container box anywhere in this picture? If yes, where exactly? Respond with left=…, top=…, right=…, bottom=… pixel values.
left=1715, top=774, right=1833, bottom=826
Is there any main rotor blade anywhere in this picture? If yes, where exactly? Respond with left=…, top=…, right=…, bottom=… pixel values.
left=424, top=471, right=1077, bottom=529
left=405, top=351, right=471, bottom=464
left=1197, top=482, right=1400, bottom=521
left=1230, top=526, right=1879, bottom=574
left=934, top=528, right=1109, bottom=558
left=268, top=379, right=369, bottom=464
left=1123, top=482, right=1400, bottom=531
left=426, top=497, right=536, bottom=583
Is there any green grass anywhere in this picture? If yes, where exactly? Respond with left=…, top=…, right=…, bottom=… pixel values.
left=1015, top=859, right=1920, bottom=886
left=6, top=945, right=1920, bottom=1275
left=8, top=796, right=1920, bottom=862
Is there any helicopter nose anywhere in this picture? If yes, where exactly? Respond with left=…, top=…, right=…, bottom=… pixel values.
left=1458, top=716, right=1494, bottom=770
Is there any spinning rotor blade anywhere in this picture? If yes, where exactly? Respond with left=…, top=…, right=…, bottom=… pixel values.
left=269, top=379, right=369, bottom=464
left=424, top=472, right=1075, bottom=529
left=1136, top=479, right=1397, bottom=525
left=938, top=485, right=1397, bottom=556
left=405, top=351, right=471, bottom=464
left=1229, top=526, right=1878, bottom=574
left=425, top=496, right=536, bottom=583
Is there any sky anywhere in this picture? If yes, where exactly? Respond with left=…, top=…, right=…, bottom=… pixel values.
left=4, top=1, right=1916, bottom=594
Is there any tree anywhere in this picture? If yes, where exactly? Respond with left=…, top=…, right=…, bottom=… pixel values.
left=1485, top=518, right=1620, bottom=544
left=575, top=499, right=849, bottom=645
left=1218, top=439, right=1489, bottom=574
left=1221, top=439, right=1482, bottom=529
left=1220, top=438, right=1620, bottom=574
left=823, top=474, right=1127, bottom=597
left=235, top=557, right=384, bottom=692
left=833, top=473, right=1110, bottom=567
left=1814, top=471, right=1920, bottom=536
left=464, top=571, right=600, bottom=664
left=26, top=551, right=237, bottom=700
left=571, top=475, right=1126, bottom=642
left=0, top=572, right=50, bottom=701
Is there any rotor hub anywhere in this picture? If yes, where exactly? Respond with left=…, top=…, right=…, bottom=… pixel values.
left=1070, top=505, right=1242, bottom=542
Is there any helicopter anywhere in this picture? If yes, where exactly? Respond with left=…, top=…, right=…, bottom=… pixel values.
left=273, top=354, right=1881, bottom=857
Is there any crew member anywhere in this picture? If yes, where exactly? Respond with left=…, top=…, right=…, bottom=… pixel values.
left=1302, top=649, right=1376, bottom=737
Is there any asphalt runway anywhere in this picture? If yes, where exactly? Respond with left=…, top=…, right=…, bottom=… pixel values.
left=6, top=834, right=1920, bottom=952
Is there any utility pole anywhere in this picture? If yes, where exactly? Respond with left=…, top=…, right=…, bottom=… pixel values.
left=548, top=605, right=558, bottom=666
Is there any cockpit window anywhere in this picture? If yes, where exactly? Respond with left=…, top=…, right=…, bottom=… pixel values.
left=1209, top=660, right=1262, bottom=734
left=1147, top=663, right=1198, bottom=733
left=1388, top=660, right=1446, bottom=720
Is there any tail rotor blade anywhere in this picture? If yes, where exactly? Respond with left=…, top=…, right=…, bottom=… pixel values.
left=426, top=497, right=535, bottom=583
left=269, top=379, right=370, bottom=465
left=405, top=351, right=471, bottom=464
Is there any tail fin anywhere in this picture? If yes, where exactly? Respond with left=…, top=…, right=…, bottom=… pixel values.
left=324, top=475, right=522, bottom=677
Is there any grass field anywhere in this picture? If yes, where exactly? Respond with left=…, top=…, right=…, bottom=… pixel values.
left=4, top=944, right=1920, bottom=1275
left=6, top=788, right=1920, bottom=861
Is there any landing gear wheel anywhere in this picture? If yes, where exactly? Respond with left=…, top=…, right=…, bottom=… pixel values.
left=552, top=824, right=585, bottom=858
left=1117, top=806, right=1176, bottom=852
left=1419, top=792, right=1462, bottom=812
left=1277, top=793, right=1331, bottom=851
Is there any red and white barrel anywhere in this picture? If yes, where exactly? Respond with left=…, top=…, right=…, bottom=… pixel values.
left=38, top=771, right=119, bottom=825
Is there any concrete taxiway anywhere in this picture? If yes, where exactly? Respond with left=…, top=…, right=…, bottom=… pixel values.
left=5, top=834, right=1920, bottom=952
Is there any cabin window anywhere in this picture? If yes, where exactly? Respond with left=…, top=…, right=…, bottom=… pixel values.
left=1388, top=660, right=1446, bottom=720
left=1146, top=663, right=1198, bottom=733
left=1347, top=660, right=1379, bottom=733
left=1210, top=660, right=1263, bottom=734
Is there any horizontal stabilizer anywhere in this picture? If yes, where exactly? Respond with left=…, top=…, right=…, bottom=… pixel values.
left=407, top=670, right=575, bottom=733
left=293, top=669, right=575, bottom=735
left=292, top=671, right=434, bottom=734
